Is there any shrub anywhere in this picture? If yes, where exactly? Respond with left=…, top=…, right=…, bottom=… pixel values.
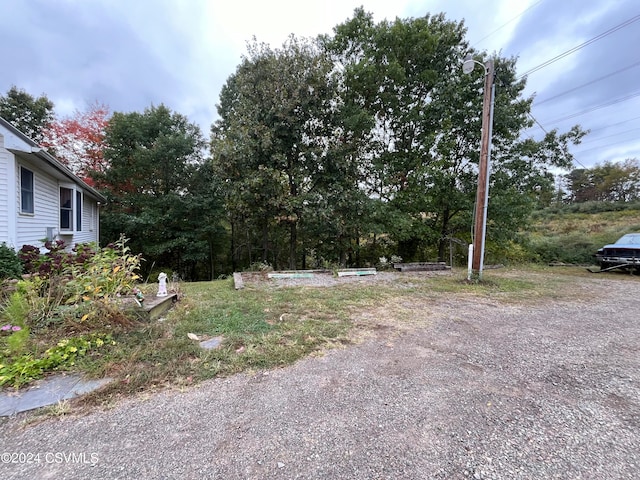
left=0, top=243, right=22, bottom=280
left=0, top=334, right=115, bottom=388
left=0, top=292, right=30, bottom=356
left=528, top=233, right=601, bottom=265
left=18, top=240, right=93, bottom=277
left=247, top=261, right=272, bottom=272
left=15, top=235, right=143, bottom=331
left=64, top=236, right=141, bottom=301
left=17, top=244, right=40, bottom=273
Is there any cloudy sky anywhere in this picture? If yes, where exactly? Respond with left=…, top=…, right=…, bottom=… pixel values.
left=1, top=0, right=638, bottom=169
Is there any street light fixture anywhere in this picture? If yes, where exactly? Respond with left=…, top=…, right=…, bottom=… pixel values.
left=462, top=54, right=495, bottom=281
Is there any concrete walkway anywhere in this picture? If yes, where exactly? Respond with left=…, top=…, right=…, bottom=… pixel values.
left=0, top=374, right=110, bottom=416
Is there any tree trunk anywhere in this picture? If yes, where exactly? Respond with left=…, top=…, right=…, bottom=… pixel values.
left=262, top=221, right=268, bottom=264
left=438, top=208, right=450, bottom=263
left=230, top=220, right=237, bottom=272
left=289, top=221, right=297, bottom=269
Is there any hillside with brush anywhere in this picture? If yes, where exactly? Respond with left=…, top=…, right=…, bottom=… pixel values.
left=525, top=201, right=640, bottom=266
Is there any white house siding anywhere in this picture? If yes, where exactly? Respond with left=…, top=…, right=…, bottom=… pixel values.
left=1, top=119, right=104, bottom=251
left=16, top=160, right=59, bottom=249
left=72, top=195, right=99, bottom=245
left=0, top=135, right=11, bottom=245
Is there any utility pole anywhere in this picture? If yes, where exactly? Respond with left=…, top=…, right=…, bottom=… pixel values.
left=471, top=59, right=495, bottom=280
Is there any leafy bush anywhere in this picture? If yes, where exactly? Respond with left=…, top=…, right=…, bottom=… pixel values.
left=0, top=243, right=22, bottom=280
left=247, top=261, right=273, bottom=272
left=485, top=239, right=536, bottom=265
left=64, top=237, right=141, bottom=304
left=0, top=292, right=30, bottom=356
left=527, top=233, right=603, bottom=265
left=14, top=235, right=143, bottom=330
left=18, top=240, right=94, bottom=277
left=0, top=334, right=114, bottom=388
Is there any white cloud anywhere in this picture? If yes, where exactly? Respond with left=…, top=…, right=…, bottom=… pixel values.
left=0, top=0, right=637, bottom=166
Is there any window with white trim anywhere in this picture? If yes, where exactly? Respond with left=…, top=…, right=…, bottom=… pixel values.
left=59, top=186, right=83, bottom=232
left=20, top=166, right=34, bottom=214
left=60, top=187, right=73, bottom=230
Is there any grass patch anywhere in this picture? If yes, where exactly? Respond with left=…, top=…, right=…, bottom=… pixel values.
left=8, top=266, right=633, bottom=411
left=77, top=278, right=387, bottom=405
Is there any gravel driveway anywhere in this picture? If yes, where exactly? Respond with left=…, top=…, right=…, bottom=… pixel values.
left=1, top=272, right=639, bottom=479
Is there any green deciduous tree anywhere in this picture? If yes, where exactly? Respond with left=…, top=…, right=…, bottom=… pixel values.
left=0, top=86, right=55, bottom=142
left=96, top=105, right=226, bottom=279
left=212, top=36, right=366, bottom=269
left=324, top=8, right=587, bottom=263
left=565, top=159, right=640, bottom=203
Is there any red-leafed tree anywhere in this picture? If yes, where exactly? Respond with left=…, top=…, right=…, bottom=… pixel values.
left=41, top=102, right=110, bottom=181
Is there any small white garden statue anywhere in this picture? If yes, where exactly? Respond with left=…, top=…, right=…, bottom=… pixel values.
left=157, top=272, right=168, bottom=297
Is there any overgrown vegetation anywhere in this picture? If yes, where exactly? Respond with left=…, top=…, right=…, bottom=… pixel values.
left=3, top=254, right=601, bottom=409
left=525, top=201, right=640, bottom=264
left=0, top=243, right=22, bottom=280
left=0, top=335, right=114, bottom=388
left=0, top=237, right=143, bottom=389
left=15, top=236, right=141, bottom=330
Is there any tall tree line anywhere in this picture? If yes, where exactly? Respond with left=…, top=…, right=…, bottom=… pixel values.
left=2, top=8, right=593, bottom=276
left=564, top=159, right=640, bottom=203
left=212, top=8, right=585, bottom=268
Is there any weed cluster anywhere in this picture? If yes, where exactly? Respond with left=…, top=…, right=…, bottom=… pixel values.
left=15, top=235, right=142, bottom=330
left=0, top=243, right=22, bottom=280
left=0, top=334, right=115, bottom=388
left=0, top=235, right=143, bottom=390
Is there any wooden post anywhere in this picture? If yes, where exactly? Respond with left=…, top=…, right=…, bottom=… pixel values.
left=472, top=59, right=494, bottom=280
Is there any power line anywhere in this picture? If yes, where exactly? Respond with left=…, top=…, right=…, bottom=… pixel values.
left=572, top=137, right=640, bottom=155
left=472, top=0, right=544, bottom=48
left=578, top=127, right=640, bottom=145
left=524, top=113, right=640, bottom=136
left=543, top=90, right=640, bottom=124
left=587, top=115, right=640, bottom=134
left=534, top=59, right=640, bottom=106
left=518, top=14, right=640, bottom=78
left=526, top=112, right=588, bottom=169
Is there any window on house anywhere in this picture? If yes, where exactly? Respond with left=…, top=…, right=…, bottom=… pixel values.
left=60, top=187, right=73, bottom=230
left=20, top=167, right=34, bottom=214
left=59, top=187, right=83, bottom=231
left=76, top=190, right=82, bottom=231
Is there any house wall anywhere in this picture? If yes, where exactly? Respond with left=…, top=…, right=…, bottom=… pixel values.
left=1, top=123, right=102, bottom=251
left=16, top=157, right=59, bottom=248
left=0, top=133, right=17, bottom=247
left=72, top=196, right=99, bottom=245
left=12, top=156, right=101, bottom=250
